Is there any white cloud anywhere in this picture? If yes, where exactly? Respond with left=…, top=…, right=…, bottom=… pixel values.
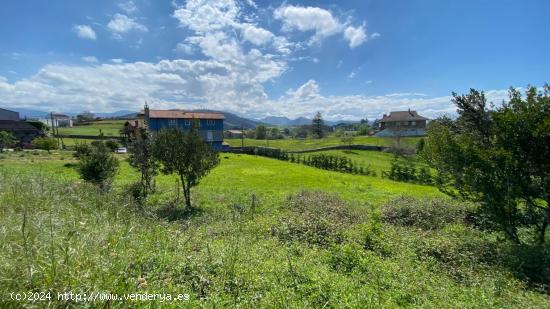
left=242, top=24, right=273, bottom=45
left=107, top=14, right=148, bottom=36
left=273, top=5, right=343, bottom=44
left=344, top=25, right=367, bottom=48
left=118, top=1, right=138, bottom=14
left=110, top=58, right=124, bottom=63
left=174, top=43, right=194, bottom=55
left=81, top=56, right=98, bottom=63
left=73, top=25, right=96, bottom=40
left=273, top=5, right=373, bottom=48
left=371, top=32, right=381, bottom=39
left=285, top=79, right=320, bottom=101
left=348, top=71, right=356, bottom=79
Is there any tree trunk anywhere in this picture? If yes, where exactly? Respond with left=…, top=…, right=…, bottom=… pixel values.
left=179, top=175, right=187, bottom=209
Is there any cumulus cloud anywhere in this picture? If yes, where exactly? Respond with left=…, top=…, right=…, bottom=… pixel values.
left=174, top=43, right=194, bottom=55
left=242, top=24, right=274, bottom=45
left=273, top=5, right=370, bottom=47
left=73, top=25, right=96, bottom=40
left=344, top=25, right=367, bottom=48
left=107, top=14, right=148, bottom=36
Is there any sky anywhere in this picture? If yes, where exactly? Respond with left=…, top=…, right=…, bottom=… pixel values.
left=0, top=0, right=548, bottom=120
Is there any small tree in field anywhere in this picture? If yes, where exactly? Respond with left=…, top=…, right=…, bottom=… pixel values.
left=341, top=133, right=355, bottom=149
left=77, top=142, right=119, bottom=190
left=128, top=128, right=158, bottom=199
left=32, top=137, right=58, bottom=153
left=422, top=85, right=550, bottom=245
left=311, top=112, right=325, bottom=138
left=0, top=131, right=17, bottom=151
left=153, top=120, right=220, bottom=209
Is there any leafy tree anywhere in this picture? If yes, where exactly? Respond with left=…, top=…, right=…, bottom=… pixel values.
left=255, top=125, right=267, bottom=140
left=105, top=139, right=119, bottom=151
left=128, top=129, right=158, bottom=199
left=292, top=125, right=309, bottom=138
left=76, top=111, right=95, bottom=123
left=340, top=133, right=355, bottom=149
left=26, top=121, right=49, bottom=132
left=153, top=121, right=220, bottom=209
left=32, top=137, right=58, bottom=153
left=357, top=124, right=370, bottom=136
left=269, top=127, right=282, bottom=139
left=311, top=112, right=325, bottom=138
left=0, top=131, right=17, bottom=151
left=422, top=85, right=550, bottom=244
left=77, top=142, right=119, bottom=190
left=283, top=128, right=290, bottom=136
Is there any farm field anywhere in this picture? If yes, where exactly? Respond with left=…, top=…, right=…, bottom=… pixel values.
left=57, top=120, right=126, bottom=137
left=225, top=135, right=421, bottom=151
left=1, top=150, right=549, bottom=307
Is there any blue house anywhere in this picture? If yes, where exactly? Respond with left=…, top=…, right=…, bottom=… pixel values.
left=142, top=106, right=225, bottom=150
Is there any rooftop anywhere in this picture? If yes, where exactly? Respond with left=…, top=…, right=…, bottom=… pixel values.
left=144, top=109, right=225, bottom=120
left=380, top=110, right=429, bottom=122
left=0, top=120, right=41, bottom=131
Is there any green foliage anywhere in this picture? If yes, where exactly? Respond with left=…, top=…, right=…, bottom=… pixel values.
left=77, top=142, right=119, bottom=189
left=255, top=125, right=267, bottom=139
left=382, top=196, right=470, bottom=230
left=384, top=155, right=433, bottom=184
left=72, top=142, right=91, bottom=158
left=153, top=122, right=220, bottom=209
left=311, top=112, right=325, bottom=138
left=422, top=85, right=550, bottom=244
left=32, top=137, right=58, bottom=153
left=271, top=191, right=361, bottom=247
left=104, top=139, right=119, bottom=151
left=0, top=131, right=17, bottom=150
left=340, top=133, right=355, bottom=149
left=25, top=120, right=49, bottom=132
left=128, top=129, right=159, bottom=200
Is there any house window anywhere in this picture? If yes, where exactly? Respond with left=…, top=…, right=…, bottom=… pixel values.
left=206, top=130, right=213, bottom=142
left=168, top=119, right=176, bottom=127
left=184, top=119, right=191, bottom=126
left=207, top=120, right=215, bottom=126
left=411, top=121, right=416, bottom=126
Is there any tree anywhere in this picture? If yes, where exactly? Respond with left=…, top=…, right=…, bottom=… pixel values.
left=255, top=125, right=267, bottom=140
left=32, top=137, right=58, bottom=153
left=422, top=85, right=550, bottom=245
left=0, top=131, right=17, bottom=151
left=340, top=133, right=355, bottom=149
left=77, top=142, right=119, bottom=190
left=269, top=127, right=282, bottom=139
left=76, top=111, right=95, bottom=123
left=311, top=112, right=325, bottom=138
left=153, top=121, right=220, bottom=209
left=128, top=128, right=159, bottom=199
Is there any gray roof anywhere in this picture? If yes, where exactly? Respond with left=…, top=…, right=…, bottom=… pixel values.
left=0, top=120, right=40, bottom=131
left=380, top=110, right=429, bottom=122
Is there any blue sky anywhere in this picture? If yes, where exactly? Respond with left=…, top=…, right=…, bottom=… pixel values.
left=0, top=0, right=548, bottom=120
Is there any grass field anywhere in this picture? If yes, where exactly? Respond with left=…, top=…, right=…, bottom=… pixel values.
left=57, top=120, right=126, bottom=137
left=225, top=135, right=421, bottom=151
left=1, top=150, right=548, bottom=307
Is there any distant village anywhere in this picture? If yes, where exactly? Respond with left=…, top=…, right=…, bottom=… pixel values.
left=0, top=106, right=429, bottom=149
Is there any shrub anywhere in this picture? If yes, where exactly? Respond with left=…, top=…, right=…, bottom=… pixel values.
left=77, top=142, right=119, bottom=190
left=32, top=137, right=58, bottom=153
left=381, top=196, right=470, bottom=230
left=73, top=142, right=91, bottom=158
left=105, top=139, right=119, bottom=151
left=271, top=191, right=362, bottom=247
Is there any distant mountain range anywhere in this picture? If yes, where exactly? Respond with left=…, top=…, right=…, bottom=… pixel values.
left=257, top=116, right=357, bottom=126
left=4, top=107, right=358, bottom=128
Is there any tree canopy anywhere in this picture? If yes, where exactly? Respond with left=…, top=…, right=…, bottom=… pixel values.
left=422, top=85, right=550, bottom=244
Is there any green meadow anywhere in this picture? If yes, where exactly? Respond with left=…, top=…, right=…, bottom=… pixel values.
left=225, top=135, right=420, bottom=151
left=57, top=120, right=126, bottom=137
left=1, top=150, right=548, bottom=307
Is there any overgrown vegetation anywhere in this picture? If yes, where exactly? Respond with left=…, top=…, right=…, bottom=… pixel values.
left=32, top=136, right=58, bottom=153
left=383, top=155, right=433, bottom=185
left=76, top=141, right=119, bottom=190
left=422, top=85, right=550, bottom=245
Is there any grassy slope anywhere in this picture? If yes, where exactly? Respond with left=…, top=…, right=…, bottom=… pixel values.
left=57, top=120, right=126, bottom=137
left=1, top=151, right=548, bottom=307
left=225, top=136, right=420, bottom=151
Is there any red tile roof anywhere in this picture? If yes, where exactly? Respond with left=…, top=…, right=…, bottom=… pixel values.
left=147, top=110, right=225, bottom=120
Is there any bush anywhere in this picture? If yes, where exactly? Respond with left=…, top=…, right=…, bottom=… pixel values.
left=271, top=191, right=362, bottom=247
left=77, top=142, right=119, bottom=190
left=381, top=196, right=470, bottom=230
left=73, top=142, right=92, bottom=158
left=32, top=137, right=58, bottom=153
left=105, top=139, right=119, bottom=151
left=383, top=155, right=433, bottom=184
